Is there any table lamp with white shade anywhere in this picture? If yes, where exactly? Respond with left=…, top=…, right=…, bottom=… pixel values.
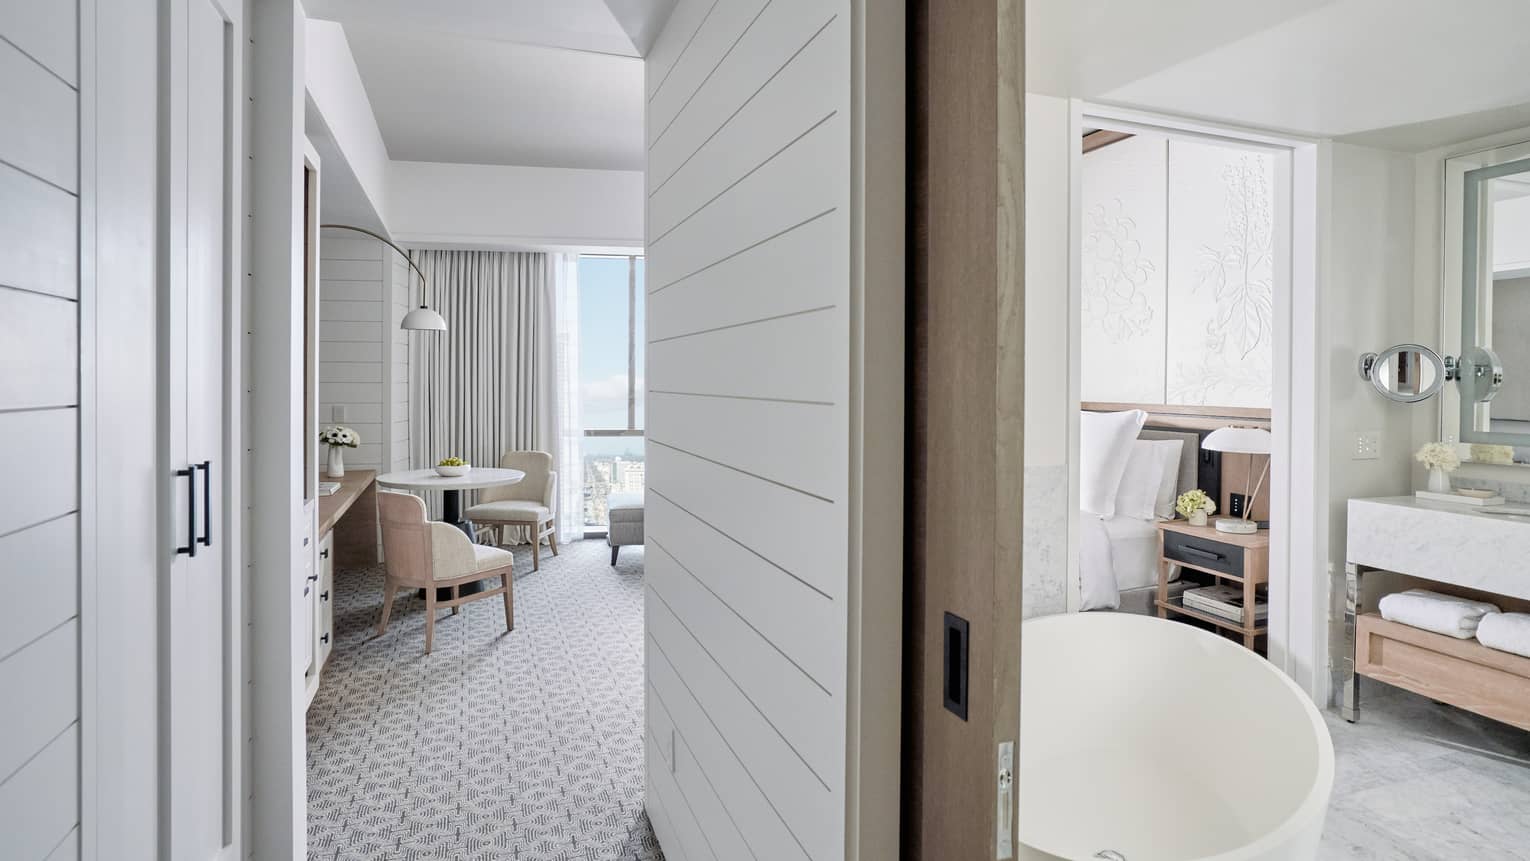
left=1202, top=426, right=1272, bottom=534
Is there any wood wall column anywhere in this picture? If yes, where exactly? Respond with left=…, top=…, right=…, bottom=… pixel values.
left=904, top=0, right=1025, bottom=858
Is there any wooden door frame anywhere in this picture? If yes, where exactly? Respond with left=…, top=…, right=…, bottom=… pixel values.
left=904, top=0, right=1025, bottom=858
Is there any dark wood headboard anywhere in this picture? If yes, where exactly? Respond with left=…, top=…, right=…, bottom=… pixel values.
left=1083, top=402, right=1273, bottom=520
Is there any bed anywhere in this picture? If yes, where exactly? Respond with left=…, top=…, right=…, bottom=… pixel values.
left=1079, top=425, right=1210, bottom=613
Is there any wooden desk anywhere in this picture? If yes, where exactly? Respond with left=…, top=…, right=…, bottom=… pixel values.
left=318, top=469, right=377, bottom=568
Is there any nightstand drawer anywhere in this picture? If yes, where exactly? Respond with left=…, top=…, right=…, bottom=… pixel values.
left=1164, top=530, right=1244, bottom=577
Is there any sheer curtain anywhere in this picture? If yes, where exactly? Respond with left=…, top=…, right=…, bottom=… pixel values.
left=550, top=254, right=583, bottom=544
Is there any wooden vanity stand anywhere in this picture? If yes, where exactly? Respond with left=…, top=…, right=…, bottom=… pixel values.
left=1343, top=497, right=1530, bottom=731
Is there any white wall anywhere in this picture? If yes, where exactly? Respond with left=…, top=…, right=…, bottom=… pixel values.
left=1022, top=93, right=1072, bottom=617
left=304, top=19, right=388, bottom=225
left=1320, top=142, right=1417, bottom=691
left=0, top=5, right=85, bottom=858
left=317, top=228, right=409, bottom=471
left=386, top=160, right=643, bottom=251
left=642, top=1, right=901, bottom=859
left=248, top=2, right=310, bottom=855
left=89, top=0, right=163, bottom=854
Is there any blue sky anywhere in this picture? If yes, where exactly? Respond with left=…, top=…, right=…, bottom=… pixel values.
left=579, top=256, right=645, bottom=457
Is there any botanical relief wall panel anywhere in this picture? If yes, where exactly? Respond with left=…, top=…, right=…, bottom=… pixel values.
left=1165, top=140, right=1274, bottom=408
left=1080, top=134, right=1168, bottom=404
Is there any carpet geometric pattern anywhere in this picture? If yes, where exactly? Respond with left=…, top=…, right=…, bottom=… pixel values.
left=306, top=539, right=662, bottom=861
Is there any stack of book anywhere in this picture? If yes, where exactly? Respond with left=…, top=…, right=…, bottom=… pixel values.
left=1183, top=585, right=1267, bottom=625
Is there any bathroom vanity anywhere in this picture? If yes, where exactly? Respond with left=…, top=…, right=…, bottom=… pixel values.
left=1342, top=496, right=1530, bottom=730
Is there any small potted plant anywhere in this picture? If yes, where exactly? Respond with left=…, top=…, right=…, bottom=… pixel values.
left=1415, top=441, right=1461, bottom=493
left=1175, top=488, right=1217, bottom=527
left=319, top=425, right=359, bottom=478
left=436, top=456, right=470, bottom=478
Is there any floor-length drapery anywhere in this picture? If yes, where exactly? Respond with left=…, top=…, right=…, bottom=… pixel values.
left=409, top=250, right=566, bottom=540
left=550, top=254, right=584, bottom=544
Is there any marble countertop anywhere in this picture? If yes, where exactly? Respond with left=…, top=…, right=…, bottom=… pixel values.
left=1348, top=496, right=1530, bottom=601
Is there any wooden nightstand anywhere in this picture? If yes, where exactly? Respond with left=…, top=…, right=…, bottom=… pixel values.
left=1155, top=520, right=1270, bottom=651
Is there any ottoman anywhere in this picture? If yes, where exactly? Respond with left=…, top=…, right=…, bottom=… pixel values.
left=607, top=492, right=645, bottom=565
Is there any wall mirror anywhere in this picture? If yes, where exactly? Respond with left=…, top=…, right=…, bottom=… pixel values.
left=1358, top=345, right=1447, bottom=403
left=1448, top=142, right=1530, bottom=464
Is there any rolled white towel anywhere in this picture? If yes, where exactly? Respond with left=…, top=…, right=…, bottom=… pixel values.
left=1477, top=612, right=1530, bottom=659
left=1377, top=589, right=1501, bottom=639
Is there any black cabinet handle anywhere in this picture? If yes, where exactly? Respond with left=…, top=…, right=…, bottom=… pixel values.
left=176, top=466, right=197, bottom=557
left=320, top=590, right=329, bottom=601
left=306, top=571, right=319, bottom=583
left=1181, top=545, right=1224, bottom=563
left=320, top=633, right=329, bottom=645
left=320, top=548, right=329, bottom=559
left=197, top=460, right=212, bottom=547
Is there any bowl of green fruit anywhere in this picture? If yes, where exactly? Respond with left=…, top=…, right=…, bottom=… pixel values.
left=435, top=456, right=470, bottom=477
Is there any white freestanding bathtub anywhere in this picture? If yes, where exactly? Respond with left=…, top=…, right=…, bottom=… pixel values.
left=1018, top=613, right=1333, bottom=861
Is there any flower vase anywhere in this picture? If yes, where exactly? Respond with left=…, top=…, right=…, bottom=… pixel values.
left=1428, top=467, right=1450, bottom=494
left=1189, top=510, right=1208, bottom=527
left=327, top=445, right=345, bottom=479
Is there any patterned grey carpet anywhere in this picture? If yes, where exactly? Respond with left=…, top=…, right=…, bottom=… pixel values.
left=306, top=539, right=663, bottom=861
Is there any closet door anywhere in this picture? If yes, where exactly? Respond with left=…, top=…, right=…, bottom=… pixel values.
left=164, top=0, right=235, bottom=858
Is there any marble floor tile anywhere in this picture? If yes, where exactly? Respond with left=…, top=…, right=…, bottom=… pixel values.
left=1319, top=683, right=1530, bottom=859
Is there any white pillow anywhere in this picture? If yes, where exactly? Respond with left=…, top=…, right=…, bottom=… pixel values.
left=1079, top=409, right=1147, bottom=517
left=1149, top=439, right=1186, bottom=520
left=1114, top=441, right=1165, bottom=521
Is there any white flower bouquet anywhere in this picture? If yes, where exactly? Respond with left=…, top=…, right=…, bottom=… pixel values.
left=1414, top=441, right=1460, bottom=472
left=319, top=425, right=360, bottom=449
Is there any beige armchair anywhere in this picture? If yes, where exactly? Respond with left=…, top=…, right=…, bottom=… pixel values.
left=465, top=450, right=560, bottom=570
left=377, top=491, right=515, bottom=654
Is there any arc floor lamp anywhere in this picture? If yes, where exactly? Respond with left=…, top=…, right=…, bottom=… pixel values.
left=321, top=223, right=446, bottom=331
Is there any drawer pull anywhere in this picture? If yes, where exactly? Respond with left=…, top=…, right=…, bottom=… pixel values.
left=1180, top=545, right=1224, bottom=563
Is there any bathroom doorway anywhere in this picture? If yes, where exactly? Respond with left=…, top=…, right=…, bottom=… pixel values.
left=1043, top=103, right=1323, bottom=698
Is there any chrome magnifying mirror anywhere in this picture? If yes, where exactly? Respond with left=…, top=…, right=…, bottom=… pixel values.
left=1358, top=344, right=1448, bottom=403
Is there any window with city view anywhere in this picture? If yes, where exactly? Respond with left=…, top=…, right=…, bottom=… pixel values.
left=580, top=255, right=645, bottom=532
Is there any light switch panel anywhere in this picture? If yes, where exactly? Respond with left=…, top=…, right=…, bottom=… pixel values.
left=1353, top=430, right=1381, bottom=460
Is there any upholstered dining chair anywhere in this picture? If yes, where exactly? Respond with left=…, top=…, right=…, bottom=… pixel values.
left=465, top=450, right=559, bottom=570
left=377, top=490, right=515, bottom=654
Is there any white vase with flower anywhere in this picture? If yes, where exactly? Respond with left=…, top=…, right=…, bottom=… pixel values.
left=320, top=425, right=360, bottom=478
left=1415, top=441, right=1460, bottom=494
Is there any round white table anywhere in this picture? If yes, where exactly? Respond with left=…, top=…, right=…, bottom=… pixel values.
left=375, top=467, right=526, bottom=539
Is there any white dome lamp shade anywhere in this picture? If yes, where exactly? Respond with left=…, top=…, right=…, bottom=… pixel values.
left=320, top=223, right=445, bottom=333
left=401, top=306, right=447, bottom=331
left=1201, top=426, right=1273, bottom=534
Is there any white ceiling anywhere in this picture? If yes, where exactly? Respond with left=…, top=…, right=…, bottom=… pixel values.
left=305, top=0, right=651, bottom=56
left=305, top=0, right=675, bottom=171
left=1031, top=0, right=1530, bottom=152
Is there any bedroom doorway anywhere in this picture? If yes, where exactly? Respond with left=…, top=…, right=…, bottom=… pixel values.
left=1064, top=106, right=1322, bottom=697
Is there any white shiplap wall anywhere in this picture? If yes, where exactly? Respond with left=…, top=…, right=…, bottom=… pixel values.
left=0, top=3, right=83, bottom=859
left=643, top=2, right=855, bottom=859
left=318, top=229, right=408, bottom=472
